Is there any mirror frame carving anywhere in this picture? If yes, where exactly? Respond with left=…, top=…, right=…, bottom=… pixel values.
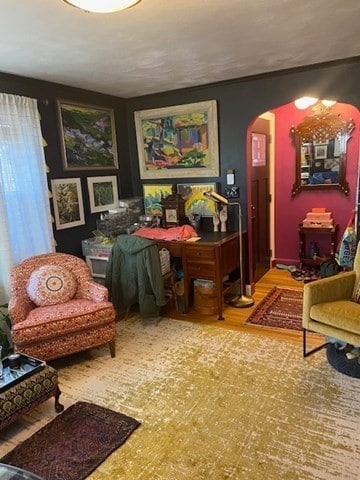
left=290, top=105, right=354, bottom=196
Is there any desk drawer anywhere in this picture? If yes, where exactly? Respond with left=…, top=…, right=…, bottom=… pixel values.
left=186, top=262, right=216, bottom=278
left=156, top=241, right=182, bottom=257
left=184, top=246, right=216, bottom=261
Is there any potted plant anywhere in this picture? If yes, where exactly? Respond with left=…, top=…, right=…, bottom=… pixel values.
left=0, top=303, right=11, bottom=358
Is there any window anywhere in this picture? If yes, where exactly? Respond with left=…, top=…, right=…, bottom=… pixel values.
left=0, top=94, right=54, bottom=301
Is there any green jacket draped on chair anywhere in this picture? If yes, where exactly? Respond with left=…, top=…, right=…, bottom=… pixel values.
left=105, top=234, right=166, bottom=318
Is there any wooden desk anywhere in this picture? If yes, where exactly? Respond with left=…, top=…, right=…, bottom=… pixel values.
left=155, top=232, right=240, bottom=320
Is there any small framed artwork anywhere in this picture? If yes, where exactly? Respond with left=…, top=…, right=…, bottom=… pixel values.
left=57, top=100, right=118, bottom=171
left=87, top=176, right=119, bottom=213
left=134, top=100, right=219, bottom=179
left=251, top=133, right=266, bottom=166
left=177, top=183, right=217, bottom=217
left=142, top=184, right=173, bottom=215
left=314, top=144, right=328, bottom=160
left=51, top=178, right=85, bottom=230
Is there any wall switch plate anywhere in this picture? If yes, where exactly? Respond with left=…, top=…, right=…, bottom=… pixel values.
left=225, top=186, right=239, bottom=199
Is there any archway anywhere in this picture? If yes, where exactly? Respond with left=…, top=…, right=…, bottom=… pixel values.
left=246, top=100, right=360, bottom=290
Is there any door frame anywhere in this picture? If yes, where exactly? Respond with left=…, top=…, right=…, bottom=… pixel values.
left=246, top=111, right=275, bottom=291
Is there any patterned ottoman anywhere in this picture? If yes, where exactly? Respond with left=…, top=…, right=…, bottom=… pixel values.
left=0, top=355, right=63, bottom=430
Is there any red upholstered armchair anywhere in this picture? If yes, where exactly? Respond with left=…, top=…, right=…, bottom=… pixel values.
left=8, top=253, right=116, bottom=361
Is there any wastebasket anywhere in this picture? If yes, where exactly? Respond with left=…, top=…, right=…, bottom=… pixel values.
left=193, top=279, right=217, bottom=315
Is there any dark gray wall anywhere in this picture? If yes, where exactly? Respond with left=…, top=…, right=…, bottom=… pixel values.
left=0, top=72, right=128, bottom=257
left=126, top=58, right=360, bottom=231
left=1, top=57, right=360, bottom=256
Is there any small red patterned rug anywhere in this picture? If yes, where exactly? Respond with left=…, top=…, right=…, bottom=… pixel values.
left=1, top=401, right=140, bottom=480
left=246, top=286, right=303, bottom=330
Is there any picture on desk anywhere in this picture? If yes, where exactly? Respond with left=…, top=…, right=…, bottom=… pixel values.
left=177, top=183, right=217, bottom=217
left=143, top=184, right=173, bottom=215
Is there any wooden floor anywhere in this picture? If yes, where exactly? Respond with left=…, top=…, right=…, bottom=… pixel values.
left=162, top=267, right=322, bottom=348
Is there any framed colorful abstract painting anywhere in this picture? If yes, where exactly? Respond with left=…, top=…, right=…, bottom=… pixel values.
left=57, top=100, right=118, bottom=170
left=134, top=101, right=219, bottom=179
left=142, top=184, right=173, bottom=215
left=177, top=183, right=217, bottom=217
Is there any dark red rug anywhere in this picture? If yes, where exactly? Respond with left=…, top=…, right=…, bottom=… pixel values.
left=246, top=286, right=303, bottom=330
left=1, top=401, right=140, bottom=480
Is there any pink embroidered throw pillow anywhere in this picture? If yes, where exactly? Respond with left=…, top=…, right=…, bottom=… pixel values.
left=27, top=265, right=77, bottom=306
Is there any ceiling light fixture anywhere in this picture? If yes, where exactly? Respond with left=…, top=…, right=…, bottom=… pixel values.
left=294, top=97, right=318, bottom=110
left=321, top=99, right=336, bottom=108
left=294, top=97, right=337, bottom=110
left=64, top=0, right=142, bottom=13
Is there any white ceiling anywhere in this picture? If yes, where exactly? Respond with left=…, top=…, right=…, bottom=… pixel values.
left=1, top=0, right=360, bottom=98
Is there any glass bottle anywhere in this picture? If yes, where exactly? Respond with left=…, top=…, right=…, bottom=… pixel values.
left=309, top=242, right=320, bottom=259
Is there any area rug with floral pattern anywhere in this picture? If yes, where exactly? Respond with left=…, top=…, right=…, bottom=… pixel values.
left=246, top=286, right=303, bottom=330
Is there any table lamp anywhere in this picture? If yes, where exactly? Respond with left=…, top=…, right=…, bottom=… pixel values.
left=204, top=191, right=254, bottom=308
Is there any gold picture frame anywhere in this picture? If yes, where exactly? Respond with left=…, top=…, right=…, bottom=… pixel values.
left=135, top=100, right=219, bottom=179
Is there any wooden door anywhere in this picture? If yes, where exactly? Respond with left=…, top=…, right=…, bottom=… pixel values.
left=251, top=117, right=271, bottom=282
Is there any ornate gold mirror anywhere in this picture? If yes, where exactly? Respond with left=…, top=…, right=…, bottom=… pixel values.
left=290, top=104, right=354, bottom=196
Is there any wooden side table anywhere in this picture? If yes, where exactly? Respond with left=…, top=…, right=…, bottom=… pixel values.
left=298, top=223, right=339, bottom=268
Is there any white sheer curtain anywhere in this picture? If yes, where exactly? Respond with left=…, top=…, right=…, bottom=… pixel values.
left=0, top=94, right=54, bottom=302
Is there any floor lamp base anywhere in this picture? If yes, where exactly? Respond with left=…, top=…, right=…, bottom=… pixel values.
left=230, top=294, right=255, bottom=308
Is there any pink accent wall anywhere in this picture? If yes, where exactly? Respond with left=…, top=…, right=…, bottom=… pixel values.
left=273, top=102, right=360, bottom=265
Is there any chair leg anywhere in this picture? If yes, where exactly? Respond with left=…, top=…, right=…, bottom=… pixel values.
left=303, top=328, right=328, bottom=357
left=109, top=340, right=116, bottom=358
left=124, top=305, right=131, bottom=320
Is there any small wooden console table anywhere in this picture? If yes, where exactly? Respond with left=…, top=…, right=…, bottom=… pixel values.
left=298, top=223, right=339, bottom=268
left=155, top=232, right=240, bottom=320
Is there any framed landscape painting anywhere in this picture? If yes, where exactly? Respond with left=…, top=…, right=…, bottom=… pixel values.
left=87, top=176, right=119, bottom=213
left=51, top=178, right=85, bottom=230
left=134, top=100, right=219, bottom=179
left=57, top=100, right=118, bottom=170
left=177, top=183, right=217, bottom=217
left=142, top=184, right=173, bottom=215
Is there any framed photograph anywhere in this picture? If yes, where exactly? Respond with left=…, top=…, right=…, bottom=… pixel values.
left=177, top=183, right=217, bottom=217
left=57, top=100, right=118, bottom=170
left=142, top=184, right=173, bottom=215
left=87, top=176, right=119, bottom=213
left=314, top=144, right=328, bottom=160
left=51, top=178, right=85, bottom=230
left=134, top=100, right=219, bottom=179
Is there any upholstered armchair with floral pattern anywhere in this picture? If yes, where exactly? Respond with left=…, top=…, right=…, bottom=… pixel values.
left=8, top=253, right=116, bottom=361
